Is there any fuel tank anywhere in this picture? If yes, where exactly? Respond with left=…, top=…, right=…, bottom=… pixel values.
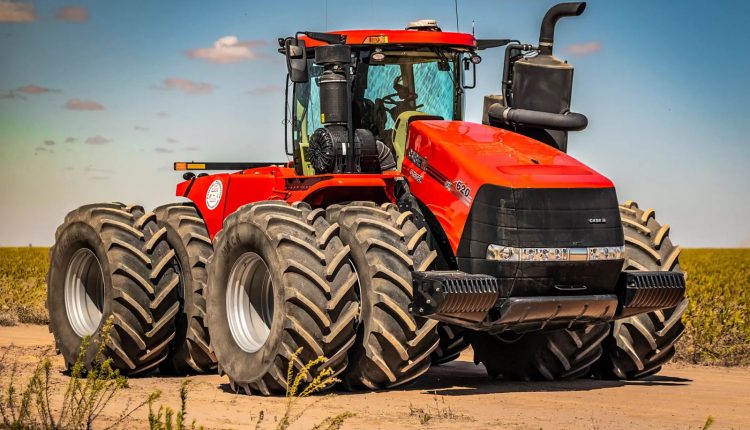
left=401, top=120, right=624, bottom=298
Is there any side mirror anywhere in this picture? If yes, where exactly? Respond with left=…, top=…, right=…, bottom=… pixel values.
left=462, top=54, right=480, bottom=89
left=285, top=38, right=308, bottom=83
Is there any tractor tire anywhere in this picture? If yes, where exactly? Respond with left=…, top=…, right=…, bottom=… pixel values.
left=154, top=204, right=217, bottom=374
left=47, top=203, right=179, bottom=375
left=326, top=201, right=440, bottom=390
left=431, top=324, right=470, bottom=365
left=206, top=201, right=358, bottom=395
left=592, top=200, right=688, bottom=379
left=469, top=324, right=611, bottom=381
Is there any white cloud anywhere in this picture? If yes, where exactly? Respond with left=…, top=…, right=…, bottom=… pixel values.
left=66, top=99, right=105, bottom=111
left=156, top=78, right=215, bottom=94
left=0, top=1, right=36, bottom=22
left=186, top=36, right=265, bottom=64
left=55, top=6, right=88, bottom=22
left=85, top=135, right=110, bottom=145
left=565, top=41, right=602, bottom=56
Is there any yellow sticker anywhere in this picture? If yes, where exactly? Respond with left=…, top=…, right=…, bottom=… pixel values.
left=321, top=113, right=325, bottom=123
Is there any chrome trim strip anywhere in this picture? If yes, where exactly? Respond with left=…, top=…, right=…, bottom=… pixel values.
left=486, top=245, right=624, bottom=262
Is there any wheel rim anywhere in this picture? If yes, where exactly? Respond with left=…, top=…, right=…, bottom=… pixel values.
left=64, top=248, right=105, bottom=337
left=226, top=252, right=275, bottom=353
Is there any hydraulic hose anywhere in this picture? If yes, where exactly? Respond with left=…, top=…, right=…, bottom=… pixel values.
left=376, top=140, right=397, bottom=171
left=487, top=103, right=588, bottom=132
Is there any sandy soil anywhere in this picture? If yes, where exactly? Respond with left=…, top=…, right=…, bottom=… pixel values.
left=1, top=324, right=748, bottom=430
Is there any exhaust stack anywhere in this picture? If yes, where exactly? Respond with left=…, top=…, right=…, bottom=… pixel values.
left=488, top=2, right=588, bottom=152
left=538, top=2, right=587, bottom=55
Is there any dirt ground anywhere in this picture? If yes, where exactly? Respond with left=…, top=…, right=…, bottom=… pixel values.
left=1, top=325, right=748, bottom=430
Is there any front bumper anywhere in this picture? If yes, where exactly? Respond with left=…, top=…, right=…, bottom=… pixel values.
left=412, top=269, right=686, bottom=332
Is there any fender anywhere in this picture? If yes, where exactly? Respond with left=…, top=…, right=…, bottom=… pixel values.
left=400, top=120, right=615, bottom=255
left=176, top=166, right=400, bottom=238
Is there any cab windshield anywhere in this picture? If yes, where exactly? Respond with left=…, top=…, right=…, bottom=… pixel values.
left=293, top=48, right=462, bottom=148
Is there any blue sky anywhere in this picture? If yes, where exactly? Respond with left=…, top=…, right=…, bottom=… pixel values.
left=0, top=0, right=748, bottom=247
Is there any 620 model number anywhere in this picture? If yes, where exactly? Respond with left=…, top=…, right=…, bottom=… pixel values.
left=445, top=179, right=473, bottom=206
left=454, top=180, right=471, bottom=198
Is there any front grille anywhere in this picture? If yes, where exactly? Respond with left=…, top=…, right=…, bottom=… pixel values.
left=456, top=185, right=624, bottom=297
left=458, top=185, right=623, bottom=256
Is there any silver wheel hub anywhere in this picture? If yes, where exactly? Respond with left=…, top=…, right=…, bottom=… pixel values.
left=226, top=252, right=275, bottom=353
left=64, top=248, right=105, bottom=337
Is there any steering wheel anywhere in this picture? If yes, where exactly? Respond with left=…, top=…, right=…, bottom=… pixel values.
left=379, top=76, right=422, bottom=120
left=381, top=76, right=417, bottom=106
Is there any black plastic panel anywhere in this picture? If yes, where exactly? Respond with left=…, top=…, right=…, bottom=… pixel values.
left=616, top=270, right=686, bottom=317
left=456, top=185, right=624, bottom=298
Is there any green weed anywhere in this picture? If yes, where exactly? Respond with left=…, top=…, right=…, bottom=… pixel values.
left=0, top=317, right=150, bottom=429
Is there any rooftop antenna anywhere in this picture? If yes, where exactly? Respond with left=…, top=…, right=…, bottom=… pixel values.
left=454, top=0, right=459, bottom=32
left=472, top=19, right=475, bottom=36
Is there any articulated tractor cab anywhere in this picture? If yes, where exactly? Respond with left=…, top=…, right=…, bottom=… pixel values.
left=47, top=2, right=687, bottom=394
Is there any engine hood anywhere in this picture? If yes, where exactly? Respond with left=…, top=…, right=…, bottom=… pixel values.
left=405, top=120, right=613, bottom=189
left=401, top=120, right=617, bottom=255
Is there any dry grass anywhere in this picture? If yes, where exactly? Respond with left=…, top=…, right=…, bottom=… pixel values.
left=0, top=318, right=150, bottom=429
left=271, top=347, right=353, bottom=430
left=148, top=380, right=203, bottom=430
left=408, top=393, right=471, bottom=426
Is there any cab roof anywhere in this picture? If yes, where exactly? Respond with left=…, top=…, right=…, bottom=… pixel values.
left=299, top=30, right=477, bottom=49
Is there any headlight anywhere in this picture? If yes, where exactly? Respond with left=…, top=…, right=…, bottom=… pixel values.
left=486, top=244, right=624, bottom=262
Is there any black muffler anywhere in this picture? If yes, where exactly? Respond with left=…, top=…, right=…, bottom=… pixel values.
left=488, top=2, right=588, bottom=152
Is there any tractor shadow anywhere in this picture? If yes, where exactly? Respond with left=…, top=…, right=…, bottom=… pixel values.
left=211, top=359, right=692, bottom=397
left=398, top=360, right=692, bottom=396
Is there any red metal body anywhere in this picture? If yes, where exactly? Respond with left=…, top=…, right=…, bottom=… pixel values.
left=400, top=120, right=614, bottom=254
left=176, top=121, right=614, bottom=249
left=299, top=30, right=476, bottom=48
left=177, top=166, right=400, bottom=238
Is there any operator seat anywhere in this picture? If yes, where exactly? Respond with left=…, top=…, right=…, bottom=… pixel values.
left=391, top=111, right=443, bottom=170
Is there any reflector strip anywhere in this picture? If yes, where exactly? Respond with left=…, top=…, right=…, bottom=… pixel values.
left=486, top=245, right=624, bottom=262
left=363, top=35, right=388, bottom=44
left=172, top=162, right=284, bottom=171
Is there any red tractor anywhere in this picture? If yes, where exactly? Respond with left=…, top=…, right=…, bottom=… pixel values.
left=47, top=2, right=687, bottom=394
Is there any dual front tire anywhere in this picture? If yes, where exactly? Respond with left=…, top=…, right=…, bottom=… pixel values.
left=468, top=200, right=688, bottom=381
left=206, top=201, right=440, bottom=393
left=205, top=201, right=358, bottom=394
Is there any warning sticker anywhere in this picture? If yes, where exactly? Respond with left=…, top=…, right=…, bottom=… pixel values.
left=206, top=179, right=223, bottom=210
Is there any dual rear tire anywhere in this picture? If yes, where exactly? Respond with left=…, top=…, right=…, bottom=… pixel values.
left=153, top=204, right=216, bottom=374
left=47, top=203, right=179, bottom=374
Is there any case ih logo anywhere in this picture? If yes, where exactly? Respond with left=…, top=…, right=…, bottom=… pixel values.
left=409, top=169, right=424, bottom=183
left=407, top=148, right=427, bottom=170
left=588, top=218, right=607, bottom=224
